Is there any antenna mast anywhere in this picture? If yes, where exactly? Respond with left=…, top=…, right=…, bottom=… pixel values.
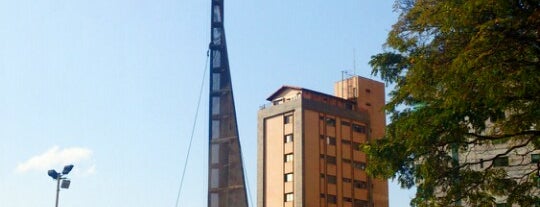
left=353, top=48, right=357, bottom=75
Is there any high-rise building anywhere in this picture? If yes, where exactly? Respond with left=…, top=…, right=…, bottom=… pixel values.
left=257, top=76, right=388, bottom=207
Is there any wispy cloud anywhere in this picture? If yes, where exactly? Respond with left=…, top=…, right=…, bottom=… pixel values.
left=16, top=146, right=94, bottom=174
left=83, top=163, right=97, bottom=176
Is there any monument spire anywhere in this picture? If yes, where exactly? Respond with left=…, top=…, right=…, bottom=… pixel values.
left=208, top=0, right=249, bottom=206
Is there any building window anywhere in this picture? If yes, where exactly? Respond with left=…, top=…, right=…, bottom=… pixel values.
left=284, top=134, right=293, bottom=143
left=273, top=98, right=283, bottom=105
left=343, top=178, right=352, bottom=183
left=326, top=136, right=336, bottom=145
left=353, top=142, right=362, bottom=151
left=284, top=115, right=293, bottom=124
left=325, top=117, right=336, bottom=127
left=352, top=124, right=367, bottom=134
left=343, top=159, right=351, bottom=164
left=480, top=159, right=484, bottom=168
left=327, top=175, right=337, bottom=184
left=531, top=154, right=540, bottom=163
left=285, top=193, right=293, bottom=202
left=353, top=161, right=366, bottom=170
left=354, top=180, right=367, bottom=189
left=326, top=156, right=337, bottom=165
left=285, top=173, right=293, bottom=182
left=285, top=153, right=293, bottom=162
left=341, top=121, right=351, bottom=126
left=346, top=102, right=354, bottom=110
left=342, top=140, right=351, bottom=145
left=493, top=156, right=509, bottom=167
left=354, top=199, right=368, bottom=207
left=344, top=197, right=353, bottom=202
left=327, top=194, right=337, bottom=204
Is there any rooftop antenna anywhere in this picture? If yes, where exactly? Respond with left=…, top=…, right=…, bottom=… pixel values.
left=353, top=48, right=357, bottom=75
left=341, top=70, right=347, bottom=97
left=341, top=70, right=355, bottom=99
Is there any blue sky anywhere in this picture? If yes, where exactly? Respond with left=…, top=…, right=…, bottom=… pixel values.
left=0, top=0, right=414, bottom=206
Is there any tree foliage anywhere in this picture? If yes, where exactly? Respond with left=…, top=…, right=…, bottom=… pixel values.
left=365, top=0, right=540, bottom=206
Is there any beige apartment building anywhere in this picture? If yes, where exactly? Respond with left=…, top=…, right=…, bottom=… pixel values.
left=257, top=76, right=388, bottom=207
left=460, top=142, right=539, bottom=207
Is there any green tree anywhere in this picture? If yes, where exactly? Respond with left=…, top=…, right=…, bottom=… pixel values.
left=365, top=0, right=540, bottom=206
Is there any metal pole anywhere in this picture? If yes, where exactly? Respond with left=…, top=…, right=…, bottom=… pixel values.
left=341, top=70, right=345, bottom=97
left=55, top=176, right=61, bottom=207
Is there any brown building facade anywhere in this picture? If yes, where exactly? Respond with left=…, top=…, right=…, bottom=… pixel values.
left=257, top=76, right=388, bottom=207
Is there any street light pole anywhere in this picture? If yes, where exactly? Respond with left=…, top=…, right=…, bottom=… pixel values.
left=48, top=165, right=74, bottom=207
left=55, top=176, right=61, bottom=207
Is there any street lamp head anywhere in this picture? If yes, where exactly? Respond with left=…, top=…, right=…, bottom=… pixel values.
left=61, top=179, right=71, bottom=189
left=48, top=170, right=59, bottom=180
left=62, top=164, right=74, bottom=175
